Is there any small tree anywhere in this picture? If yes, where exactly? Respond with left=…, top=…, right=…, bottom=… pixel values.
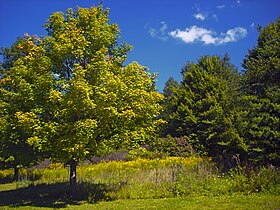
left=0, top=35, right=53, bottom=180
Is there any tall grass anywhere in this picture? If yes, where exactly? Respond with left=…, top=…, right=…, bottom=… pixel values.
left=0, top=156, right=279, bottom=202
left=77, top=156, right=206, bottom=200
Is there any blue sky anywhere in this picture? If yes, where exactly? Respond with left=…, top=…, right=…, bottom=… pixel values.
left=0, top=0, right=279, bottom=91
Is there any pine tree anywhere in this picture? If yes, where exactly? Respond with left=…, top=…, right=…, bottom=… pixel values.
left=164, top=55, right=246, bottom=168
left=240, top=17, right=280, bottom=166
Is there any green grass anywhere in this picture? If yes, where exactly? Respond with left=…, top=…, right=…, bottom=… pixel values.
left=0, top=194, right=279, bottom=209
left=0, top=157, right=279, bottom=209
left=71, top=195, right=280, bottom=210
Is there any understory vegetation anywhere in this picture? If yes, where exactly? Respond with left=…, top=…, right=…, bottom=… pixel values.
left=0, top=157, right=279, bottom=204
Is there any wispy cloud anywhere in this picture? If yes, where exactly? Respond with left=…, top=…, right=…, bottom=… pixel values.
left=250, top=22, right=255, bottom=29
left=219, top=27, right=248, bottom=44
left=146, top=21, right=169, bottom=41
left=193, top=3, right=200, bottom=12
left=169, top=26, right=247, bottom=45
left=216, top=4, right=225, bottom=9
left=212, top=14, right=218, bottom=22
left=193, top=13, right=207, bottom=21
left=231, top=0, right=242, bottom=7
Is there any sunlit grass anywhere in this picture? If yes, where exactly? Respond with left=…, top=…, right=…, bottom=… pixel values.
left=1, top=195, right=279, bottom=209
left=0, top=156, right=279, bottom=208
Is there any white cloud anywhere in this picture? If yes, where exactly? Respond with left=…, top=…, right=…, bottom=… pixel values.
left=231, top=0, right=242, bottom=7
left=212, top=14, right=218, bottom=22
left=169, top=26, right=247, bottom=45
left=218, top=27, right=247, bottom=44
left=193, top=13, right=206, bottom=21
left=250, top=22, right=255, bottom=29
left=148, top=28, right=156, bottom=38
left=169, top=26, right=215, bottom=44
left=146, top=21, right=169, bottom=41
left=216, top=5, right=225, bottom=9
left=159, top=21, right=168, bottom=33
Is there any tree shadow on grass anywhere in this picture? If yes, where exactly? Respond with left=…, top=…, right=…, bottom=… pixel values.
left=0, top=182, right=110, bottom=208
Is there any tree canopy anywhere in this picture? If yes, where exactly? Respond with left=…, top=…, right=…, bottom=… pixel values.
left=239, top=17, right=280, bottom=166
left=0, top=4, right=163, bottom=191
left=0, top=34, right=53, bottom=179
left=160, top=17, right=280, bottom=168
left=161, top=55, right=246, bottom=168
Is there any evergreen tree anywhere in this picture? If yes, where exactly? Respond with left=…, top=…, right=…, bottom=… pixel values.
left=160, top=77, right=179, bottom=136
left=240, top=17, right=280, bottom=166
left=164, top=55, right=246, bottom=168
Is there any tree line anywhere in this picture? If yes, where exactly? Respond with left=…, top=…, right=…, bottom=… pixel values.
left=0, top=4, right=279, bottom=193
left=160, top=18, right=280, bottom=169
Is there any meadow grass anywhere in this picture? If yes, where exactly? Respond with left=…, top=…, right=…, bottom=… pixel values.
left=0, top=156, right=279, bottom=209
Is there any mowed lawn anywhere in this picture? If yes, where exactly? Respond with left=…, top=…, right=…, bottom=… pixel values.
left=0, top=194, right=279, bottom=210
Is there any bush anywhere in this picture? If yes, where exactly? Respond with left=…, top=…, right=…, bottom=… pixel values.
left=149, top=136, right=194, bottom=158
left=0, top=169, right=14, bottom=184
left=229, top=166, right=280, bottom=195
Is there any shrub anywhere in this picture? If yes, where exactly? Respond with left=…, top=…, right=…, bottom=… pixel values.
left=149, top=136, right=194, bottom=158
left=229, top=166, right=280, bottom=195
left=0, top=169, right=14, bottom=184
left=0, top=156, right=279, bottom=202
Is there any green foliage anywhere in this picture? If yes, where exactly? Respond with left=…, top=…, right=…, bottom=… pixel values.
left=41, top=5, right=163, bottom=165
left=0, top=34, right=52, bottom=173
left=0, top=169, right=14, bottom=184
left=162, top=55, right=246, bottom=168
left=126, top=147, right=155, bottom=160
left=158, top=17, right=279, bottom=169
left=238, top=94, right=280, bottom=166
left=240, top=17, right=280, bottom=166
left=1, top=158, right=279, bottom=202
left=159, top=77, right=179, bottom=136
left=229, top=166, right=280, bottom=195
left=149, top=136, right=194, bottom=158
left=242, top=17, right=280, bottom=96
left=0, top=5, right=279, bottom=200
left=0, top=4, right=163, bottom=189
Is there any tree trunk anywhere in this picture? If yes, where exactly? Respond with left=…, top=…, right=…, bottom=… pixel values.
left=14, top=165, right=19, bottom=182
left=69, top=159, right=77, bottom=196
